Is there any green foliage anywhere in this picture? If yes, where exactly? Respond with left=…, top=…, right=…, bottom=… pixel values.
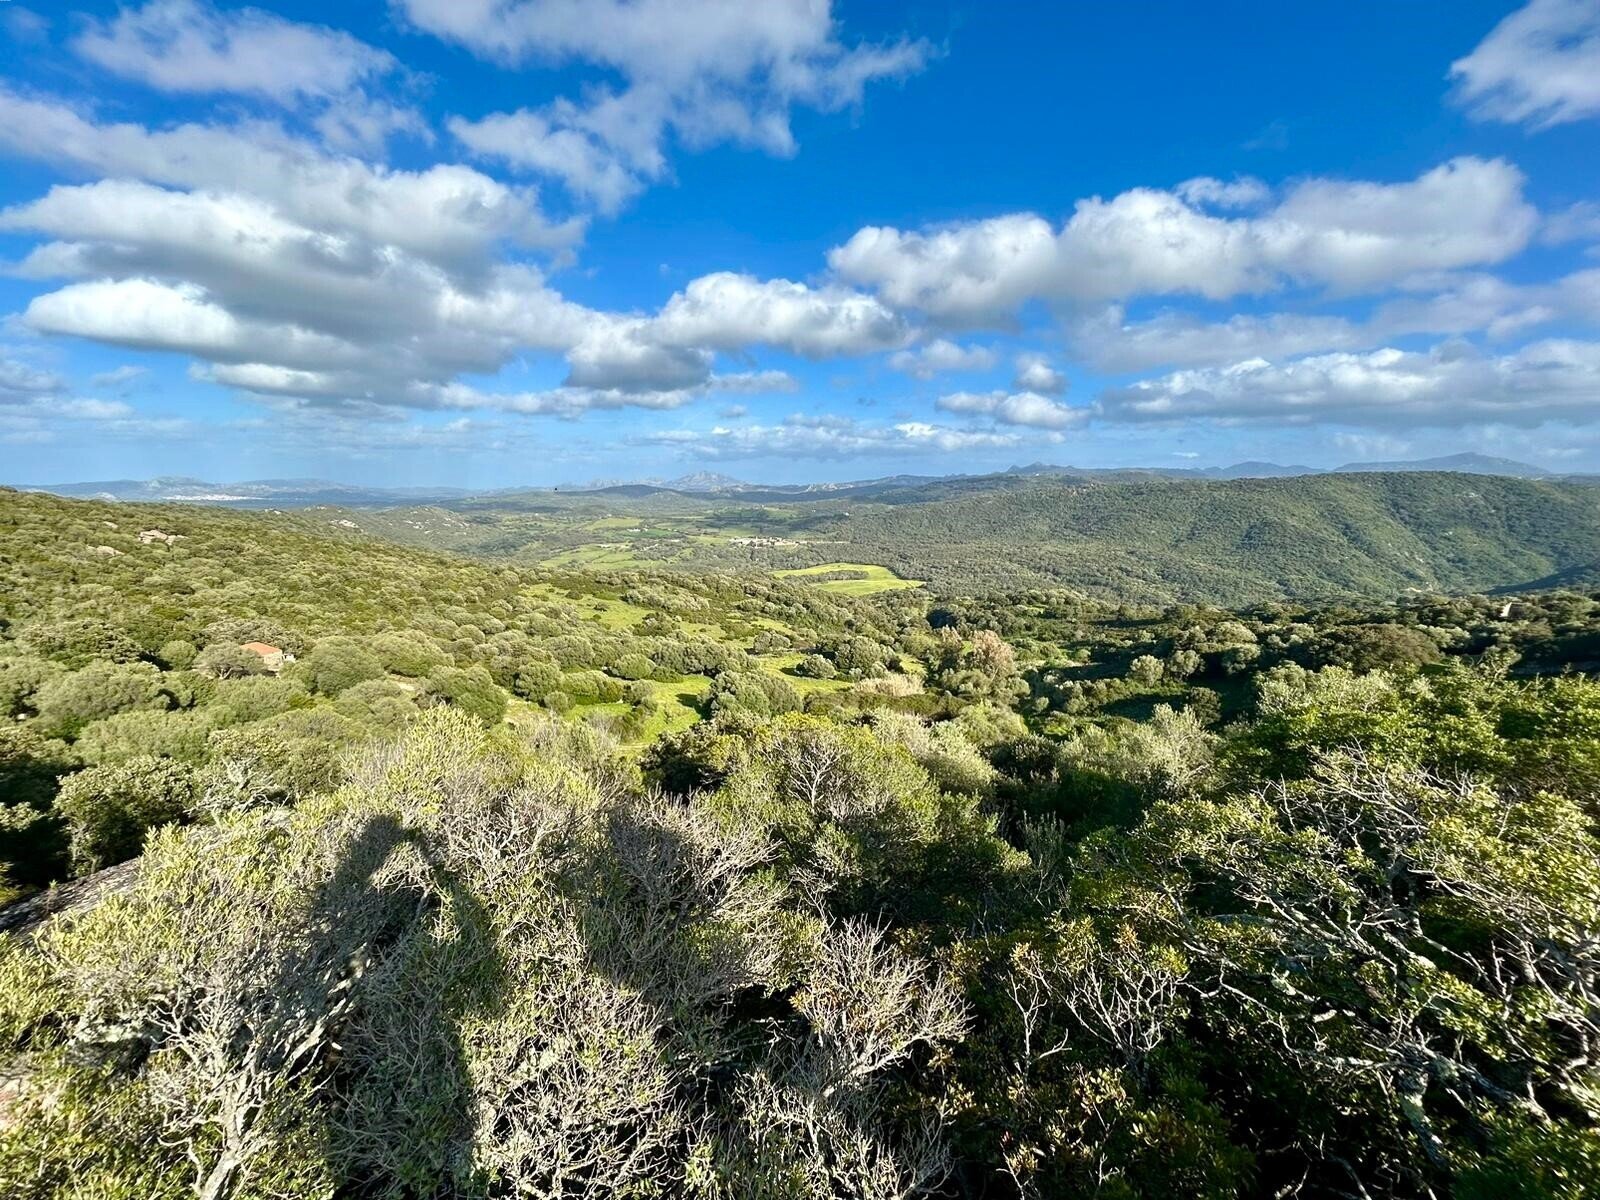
left=303, top=637, right=385, bottom=695
left=423, top=665, right=508, bottom=724
left=0, top=656, right=59, bottom=717
left=1311, top=621, right=1444, bottom=671
left=369, top=630, right=448, bottom=677
left=0, top=725, right=75, bottom=888
left=610, top=651, right=656, bottom=680
left=52, top=755, right=196, bottom=874
left=795, top=652, right=837, bottom=679
left=32, top=660, right=168, bottom=737
left=2, top=488, right=1600, bottom=1198
left=707, top=669, right=802, bottom=717
left=195, top=642, right=269, bottom=679
left=74, top=708, right=218, bottom=765
left=0, top=711, right=964, bottom=1197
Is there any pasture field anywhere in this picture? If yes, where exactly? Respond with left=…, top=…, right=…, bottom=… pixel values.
left=773, top=561, right=925, bottom=595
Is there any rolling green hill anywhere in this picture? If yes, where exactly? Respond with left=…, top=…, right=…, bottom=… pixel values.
left=831, top=471, right=1600, bottom=600
left=317, top=471, right=1600, bottom=605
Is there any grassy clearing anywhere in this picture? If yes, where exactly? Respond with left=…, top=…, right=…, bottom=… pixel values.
left=758, top=652, right=855, bottom=695
left=637, top=675, right=713, bottom=740
left=773, top=561, right=924, bottom=595
left=541, top=544, right=649, bottom=569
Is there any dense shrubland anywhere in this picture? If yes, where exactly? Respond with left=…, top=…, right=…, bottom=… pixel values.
left=1, top=489, right=1599, bottom=1197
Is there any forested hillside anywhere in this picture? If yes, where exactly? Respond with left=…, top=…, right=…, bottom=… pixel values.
left=323, top=471, right=1600, bottom=603
left=836, top=472, right=1600, bottom=598
left=2, top=489, right=1600, bottom=1198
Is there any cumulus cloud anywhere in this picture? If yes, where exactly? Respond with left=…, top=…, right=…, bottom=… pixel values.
left=829, top=158, right=1537, bottom=324
left=2, top=172, right=612, bottom=409
left=1012, top=353, right=1066, bottom=393
left=889, top=339, right=997, bottom=379
left=558, top=274, right=907, bottom=392
left=74, top=0, right=396, bottom=104
left=1096, top=339, right=1600, bottom=428
left=1450, top=0, right=1600, bottom=128
left=935, top=390, right=1084, bottom=430
left=652, top=273, right=909, bottom=357
left=0, top=148, right=902, bottom=414
left=1070, top=270, right=1598, bottom=372
left=449, top=107, right=648, bottom=213
left=432, top=0, right=930, bottom=209
left=1173, top=176, right=1270, bottom=209
left=0, top=87, right=579, bottom=270
left=70, top=1, right=427, bottom=157
left=634, top=413, right=1026, bottom=460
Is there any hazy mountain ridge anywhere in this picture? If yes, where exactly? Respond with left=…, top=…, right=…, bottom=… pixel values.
left=19, top=452, right=1565, bottom=510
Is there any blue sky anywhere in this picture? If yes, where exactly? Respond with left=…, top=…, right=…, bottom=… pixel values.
left=0, top=0, right=1597, bottom=487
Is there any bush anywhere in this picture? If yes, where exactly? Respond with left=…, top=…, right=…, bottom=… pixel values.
left=304, top=637, right=385, bottom=695
left=333, top=679, right=417, bottom=730
left=158, top=639, right=198, bottom=670
left=0, top=656, right=59, bottom=717
left=611, top=653, right=656, bottom=681
left=795, top=653, right=837, bottom=680
left=423, top=665, right=507, bottom=724
left=74, top=709, right=218, bottom=765
left=1129, top=654, right=1165, bottom=686
left=211, top=675, right=309, bottom=725
left=32, top=661, right=167, bottom=737
left=707, top=670, right=802, bottom=718
left=370, top=630, right=448, bottom=677
left=1312, top=622, right=1443, bottom=672
left=512, top=659, right=562, bottom=699
left=53, top=755, right=196, bottom=873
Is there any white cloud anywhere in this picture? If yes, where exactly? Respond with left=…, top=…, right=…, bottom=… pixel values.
left=0, top=87, right=579, bottom=270
left=0, top=357, right=65, bottom=401
left=888, top=338, right=996, bottom=379
left=1544, top=201, right=1600, bottom=246
left=3, top=178, right=608, bottom=407
left=1174, top=176, right=1270, bottom=209
left=427, top=0, right=930, bottom=209
left=1070, top=269, right=1598, bottom=372
left=89, top=365, right=149, bottom=389
left=313, top=97, right=433, bottom=156
left=556, top=273, right=908, bottom=392
left=449, top=108, right=648, bottom=213
left=0, top=388, right=169, bottom=447
left=1450, top=0, right=1600, bottom=128
left=935, top=389, right=1084, bottom=430
left=51, top=397, right=136, bottom=421
left=0, top=149, right=905, bottom=413
left=1, top=7, right=49, bottom=42
left=1012, top=353, right=1066, bottom=393
left=634, top=412, right=1026, bottom=460
left=1096, top=339, right=1600, bottom=428
left=653, top=272, right=910, bottom=357
left=26, top=279, right=256, bottom=359
left=74, top=0, right=397, bottom=105
left=829, top=158, right=1537, bottom=324
left=432, top=370, right=798, bottom=419
left=564, top=320, right=714, bottom=392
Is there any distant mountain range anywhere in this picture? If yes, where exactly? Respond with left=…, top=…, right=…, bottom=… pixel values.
left=22, top=476, right=478, bottom=507
left=14, top=453, right=1574, bottom=508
